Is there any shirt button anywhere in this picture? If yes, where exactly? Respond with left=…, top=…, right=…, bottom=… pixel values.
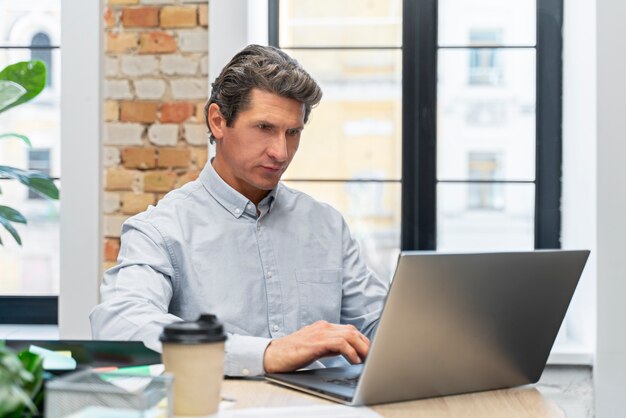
left=272, top=324, right=279, bottom=332
left=267, top=271, right=273, bottom=279
left=242, top=368, right=250, bottom=376
left=234, top=208, right=241, bottom=214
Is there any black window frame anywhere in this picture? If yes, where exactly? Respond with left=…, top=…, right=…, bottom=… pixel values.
left=269, top=0, right=562, bottom=252
left=0, top=39, right=60, bottom=325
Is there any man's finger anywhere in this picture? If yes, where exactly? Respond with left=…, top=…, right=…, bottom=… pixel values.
left=326, top=338, right=361, bottom=364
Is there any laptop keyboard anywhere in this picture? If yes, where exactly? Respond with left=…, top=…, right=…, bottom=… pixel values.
left=324, top=376, right=360, bottom=388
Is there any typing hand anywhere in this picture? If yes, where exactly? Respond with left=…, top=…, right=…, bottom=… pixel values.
left=263, top=320, right=370, bottom=373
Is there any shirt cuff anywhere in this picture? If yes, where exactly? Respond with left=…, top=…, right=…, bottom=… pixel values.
left=224, top=334, right=272, bottom=377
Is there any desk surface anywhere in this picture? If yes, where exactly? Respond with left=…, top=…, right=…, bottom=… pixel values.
left=221, top=379, right=565, bottom=418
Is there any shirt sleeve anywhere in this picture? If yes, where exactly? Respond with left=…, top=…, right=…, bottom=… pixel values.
left=339, top=217, right=390, bottom=340
left=89, top=217, right=272, bottom=377
left=90, top=218, right=181, bottom=351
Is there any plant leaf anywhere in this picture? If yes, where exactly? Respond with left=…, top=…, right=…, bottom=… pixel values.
left=0, top=133, right=32, bottom=147
left=0, top=166, right=59, bottom=200
left=0, top=206, right=26, bottom=224
left=0, top=80, right=26, bottom=112
left=0, top=61, right=46, bottom=114
left=0, top=217, right=22, bottom=246
left=18, top=351, right=44, bottom=403
left=27, top=173, right=60, bottom=199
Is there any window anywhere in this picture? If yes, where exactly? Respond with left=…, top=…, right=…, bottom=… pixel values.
left=0, top=1, right=61, bottom=323
left=468, top=29, right=503, bottom=86
left=467, top=152, right=503, bottom=210
left=27, top=149, right=52, bottom=200
left=271, top=0, right=561, bottom=263
left=31, top=32, right=53, bottom=87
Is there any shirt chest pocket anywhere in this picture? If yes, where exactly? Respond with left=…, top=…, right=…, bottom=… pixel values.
left=296, top=268, right=343, bottom=326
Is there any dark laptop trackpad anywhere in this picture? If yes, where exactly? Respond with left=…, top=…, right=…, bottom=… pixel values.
left=266, top=364, right=363, bottom=402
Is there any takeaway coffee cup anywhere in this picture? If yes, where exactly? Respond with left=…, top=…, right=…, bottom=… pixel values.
left=160, top=314, right=227, bottom=416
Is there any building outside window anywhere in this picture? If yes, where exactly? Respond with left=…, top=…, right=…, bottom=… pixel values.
left=31, top=32, right=53, bottom=87
left=467, top=152, right=503, bottom=210
left=468, top=29, right=503, bottom=86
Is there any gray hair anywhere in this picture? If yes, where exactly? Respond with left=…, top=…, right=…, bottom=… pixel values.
left=205, top=44, right=323, bottom=143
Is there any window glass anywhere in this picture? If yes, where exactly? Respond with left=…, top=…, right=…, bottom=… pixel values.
left=279, top=0, right=402, bottom=48
left=437, top=183, right=534, bottom=251
left=31, top=32, right=53, bottom=86
left=438, top=0, right=536, bottom=47
left=0, top=1, right=60, bottom=296
left=437, top=49, right=536, bottom=181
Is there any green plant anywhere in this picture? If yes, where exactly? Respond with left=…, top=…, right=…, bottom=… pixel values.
left=0, top=342, right=44, bottom=417
left=0, top=60, right=59, bottom=246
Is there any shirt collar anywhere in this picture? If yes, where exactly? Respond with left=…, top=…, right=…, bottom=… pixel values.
left=200, top=161, right=279, bottom=218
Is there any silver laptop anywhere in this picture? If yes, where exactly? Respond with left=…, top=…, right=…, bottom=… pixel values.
left=266, top=250, right=589, bottom=406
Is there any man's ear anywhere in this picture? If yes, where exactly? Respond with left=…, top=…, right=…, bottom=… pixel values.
left=208, top=103, right=226, bottom=140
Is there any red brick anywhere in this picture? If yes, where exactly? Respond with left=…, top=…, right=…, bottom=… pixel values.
left=139, top=31, right=176, bottom=54
left=190, top=147, right=208, bottom=168
left=121, top=147, right=157, bottom=169
left=104, top=238, right=120, bottom=261
left=158, top=148, right=191, bottom=168
left=198, top=4, right=208, bottom=27
left=106, top=32, right=138, bottom=53
left=104, top=7, right=115, bottom=28
left=104, top=101, right=119, bottom=122
left=120, top=101, right=158, bottom=123
left=160, top=6, right=197, bottom=28
left=106, top=168, right=139, bottom=191
left=160, top=102, right=195, bottom=123
left=195, top=102, right=206, bottom=123
left=144, top=171, right=178, bottom=192
left=121, top=192, right=155, bottom=214
left=122, top=7, right=159, bottom=28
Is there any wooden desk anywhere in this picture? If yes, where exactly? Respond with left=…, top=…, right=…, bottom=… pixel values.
left=221, top=379, right=565, bottom=418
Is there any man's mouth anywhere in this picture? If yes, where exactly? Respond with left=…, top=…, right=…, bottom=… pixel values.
left=261, top=165, right=282, bottom=172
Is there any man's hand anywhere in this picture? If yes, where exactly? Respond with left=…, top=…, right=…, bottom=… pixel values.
left=263, top=320, right=370, bottom=373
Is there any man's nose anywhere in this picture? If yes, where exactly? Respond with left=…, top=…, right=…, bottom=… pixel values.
left=267, top=133, right=288, bottom=162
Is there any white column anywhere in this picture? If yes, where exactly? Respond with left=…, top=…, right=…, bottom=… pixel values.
left=59, top=0, right=102, bottom=338
left=595, top=0, right=626, bottom=415
left=561, top=0, right=597, bottom=361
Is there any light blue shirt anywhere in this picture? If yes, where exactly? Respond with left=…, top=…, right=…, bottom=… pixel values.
left=90, top=162, right=389, bottom=376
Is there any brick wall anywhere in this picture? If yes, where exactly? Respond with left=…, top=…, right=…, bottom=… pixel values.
left=103, top=0, right=209, bottom=269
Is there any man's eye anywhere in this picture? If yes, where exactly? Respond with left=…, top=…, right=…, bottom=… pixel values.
left=258, top=124, right=271, bottom=130
left=287, top=129, right=301, bottom=136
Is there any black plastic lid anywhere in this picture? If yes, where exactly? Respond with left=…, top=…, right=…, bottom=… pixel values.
left=159, top=314, right=227, bottom=344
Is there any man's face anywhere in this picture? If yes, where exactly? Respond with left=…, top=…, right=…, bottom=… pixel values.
left=209, top=88, right=305, bottom=204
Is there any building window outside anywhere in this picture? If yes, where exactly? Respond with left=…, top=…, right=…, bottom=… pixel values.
left=31, top=32, right=53, bottom=87
left=468, top=29, right=503, bottom=86
left=27, top=148, right=52, bottom=200
left=0, top=1, right=61, bottom=306
left=467, top=152, right=503, bottom=210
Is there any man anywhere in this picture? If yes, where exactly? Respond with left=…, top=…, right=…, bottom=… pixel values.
left=90, top=45, right=389, bottom=376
